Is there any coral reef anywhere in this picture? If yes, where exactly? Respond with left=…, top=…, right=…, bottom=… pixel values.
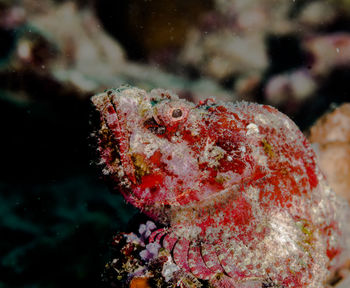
left=0, top=0, right=232, bottom=106
left=175, top=0, right=350, bottom=117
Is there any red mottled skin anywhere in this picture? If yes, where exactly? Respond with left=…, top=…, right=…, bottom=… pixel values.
left=92, top=87, right=349, bottom=288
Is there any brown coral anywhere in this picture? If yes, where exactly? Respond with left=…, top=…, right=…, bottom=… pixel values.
left=310, top=103, right=350, bottom=202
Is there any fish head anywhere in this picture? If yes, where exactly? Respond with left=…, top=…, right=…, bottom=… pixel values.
left=91, top=87, right=262, bottom=221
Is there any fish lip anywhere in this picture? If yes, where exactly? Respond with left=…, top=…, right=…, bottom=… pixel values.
left=91, top=91, right=137, bottom=186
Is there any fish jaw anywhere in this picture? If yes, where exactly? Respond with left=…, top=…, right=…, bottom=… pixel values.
left=91, top=88, right=143, bottom=207
left=91, top=87, right=197, bottom=217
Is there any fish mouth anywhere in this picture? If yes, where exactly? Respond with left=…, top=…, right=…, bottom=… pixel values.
left=91, top=90, right=137, bottom=186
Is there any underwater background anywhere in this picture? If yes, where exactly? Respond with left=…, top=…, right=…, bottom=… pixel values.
left=1, top=0, right=350, bottom=287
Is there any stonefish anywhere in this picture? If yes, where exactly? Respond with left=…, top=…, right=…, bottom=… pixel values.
left=92, top=86, right=350, bottom=288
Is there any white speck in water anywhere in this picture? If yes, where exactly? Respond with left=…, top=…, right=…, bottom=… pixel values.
left=18, top=41, right=31, bottom=59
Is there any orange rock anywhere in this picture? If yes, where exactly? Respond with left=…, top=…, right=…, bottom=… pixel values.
left=309, top=103, right=350, bottom=202
left=317, top=143, right=350, bottom=202
left=129, top=277, right=151, bottom=288
left=310, top=103, right=350, bottom=144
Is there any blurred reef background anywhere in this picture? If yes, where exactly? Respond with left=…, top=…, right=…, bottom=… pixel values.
left=1, top=0, right=350, bottom=287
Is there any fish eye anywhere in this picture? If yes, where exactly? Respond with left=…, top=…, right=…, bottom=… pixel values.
left=171, top=108, right=183, bottom=118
